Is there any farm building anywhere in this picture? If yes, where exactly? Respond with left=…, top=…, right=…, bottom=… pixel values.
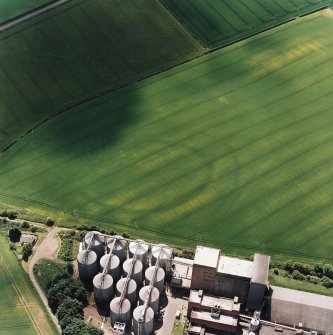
left=269, top=286, right=333, bottom=333
left=19, top=234, right=37, bottom=246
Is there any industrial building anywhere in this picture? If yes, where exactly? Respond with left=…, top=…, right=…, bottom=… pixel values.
left=77, top=236, right=333, bottom=335
left=269, top=286, right=333, bottom=334
left=190, top=246, right=270, bottom=309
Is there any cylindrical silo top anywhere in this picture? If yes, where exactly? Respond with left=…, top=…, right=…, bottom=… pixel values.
left=84, top=231, right=104, bottom=248
left=77, top=249, right=97, bottom=265
left=100, top=254, right=120, bottom=271
left=93, top=273, right=113, bottom=289
left=152, top=244, right=172, bottom=260
left=133, top=305, right=154, bottom=323
left=107, top=237, right=126, bottom=252
left=129, top=240, right=148, bottom=257
left=123, top=258, right=143, bottom=275
left=139, top=286, right=159, bottom=304
left=145, top=266, right=165, bottom=282
left=116, top=278, right=137, bottom=296
left=110, top=297, right=131, bottom=313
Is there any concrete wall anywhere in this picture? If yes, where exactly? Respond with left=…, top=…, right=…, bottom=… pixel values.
left=213, top=274, right=250, bottom=303
left=191, top=264, right=216, bottom=294
left=246, top=282, right=266, bottom=310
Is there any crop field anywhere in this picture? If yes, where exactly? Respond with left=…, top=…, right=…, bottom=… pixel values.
left=0, top=0, right=50, bottom=23
left=162, top=0, right=333, bottom=47
left=0, top=237, right=57, bottom=335
left=0, top=0, right=203, bottom=152
left=1, top=10, right=333, bottom=262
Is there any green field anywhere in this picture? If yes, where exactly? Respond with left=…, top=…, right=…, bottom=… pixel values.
left=0, top=237, right=58, bottom=335
left=162, top=0, right=332, bottom=47
left=0, top=0, right=51, bottom=23
left=1, top=10, right=333, bottom=262
left=0, top=0, right=203, bottom=152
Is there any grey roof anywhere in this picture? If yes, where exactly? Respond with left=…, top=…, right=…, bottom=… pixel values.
left=20, top=234, right=37, bottom=244
left=271, top=286, right=333, bottom=333
left=251, top=253, right=270, bottom=284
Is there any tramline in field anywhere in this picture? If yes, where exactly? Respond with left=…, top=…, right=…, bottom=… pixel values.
left=1, top=10, right=333, bottom=261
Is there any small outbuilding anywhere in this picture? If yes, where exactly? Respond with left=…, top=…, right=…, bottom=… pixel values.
left=19, top=234, right=37, bottom=246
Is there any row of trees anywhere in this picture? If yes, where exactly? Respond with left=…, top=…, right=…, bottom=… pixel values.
left=46, top=272, right=103, bottom=335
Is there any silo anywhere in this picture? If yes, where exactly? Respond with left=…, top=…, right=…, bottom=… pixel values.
left=116, top=278, right=137, bottom=305
left=132, top=306, right=154, bottom=335
left=93, top=273, right=113, bottom=305
left=100, top=254, right=121, bottom=281
left=250, top=318, right=260, bottom=332
left=107, top=237, right=127, bottom=263
left=129, top=240, right=148, bottom=265
left=145, top=266, right=165, bottom=293
left=139, top=286, right=159, bottom=314
left=151, top=244, right=172, bottom=270
left=77, top=250, right=98, bottom=281
left=123, top=258, right=143, bottom=283
left=110, top=297, right=131, bottom=326
left=84, top=231, right=105, bottom=259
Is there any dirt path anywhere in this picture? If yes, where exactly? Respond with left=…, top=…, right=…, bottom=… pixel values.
left=0, top=0, right=70, bottom=33
left=28, top=226, right=66, bottom=333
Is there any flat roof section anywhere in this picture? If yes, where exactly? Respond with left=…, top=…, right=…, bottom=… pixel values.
left=251, top=253, right=270, bottom=284
left=189, top=290, right=240, bottom=313
left=271, top=286, right=333, bottom=310
left=191, top=310, right=238, bottom=327
left=194, top=246, right=220, bottom=268
left=217, top=256, right=253, bottom=279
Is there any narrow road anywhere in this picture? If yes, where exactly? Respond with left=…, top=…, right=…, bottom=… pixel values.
left=28, top=226, right=66, bottom=333
left=0, top=0, right=69, bottom=33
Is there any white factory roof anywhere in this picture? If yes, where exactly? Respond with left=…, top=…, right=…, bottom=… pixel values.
left=217, top=255, right=253, bottom=278
left=271, top=286, right=333, bottom=310
left=193, top=246, right=219, bottom=268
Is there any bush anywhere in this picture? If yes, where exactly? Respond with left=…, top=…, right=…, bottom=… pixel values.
left=321, top=276, right=333, bottom=288
left=122, top=232, right=130, bottom=238
left=46, top=217, right=55, bottom=226
left=292, top=270, right=305, bottom=281
left=7, top=211, right=18, bottom=220
left=30, top=226, right=37, bottom=233
left=273, top=268, right=279, bottom=275
left=21, top=221, right=30, bottom=229
left=8, top=227, right=21, bottom=242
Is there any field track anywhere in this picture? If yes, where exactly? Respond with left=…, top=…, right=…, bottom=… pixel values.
left=162, top=0, right=333, bottom=47
left=0, top=0, right=51, bottom=24
left=1, top=10, right=333, bottom=262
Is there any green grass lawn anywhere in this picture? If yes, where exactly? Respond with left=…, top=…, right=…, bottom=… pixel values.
left=0, top=0, right=51, bottom=23
left=161, top=0, right=332, bottom=48
left=0, top=237, right=58, bottom=335
left=1, top=10, right=333, bottom=263
left=269, top=272, right=333, bottom=297
left=0, top=0, right=204, bottom=152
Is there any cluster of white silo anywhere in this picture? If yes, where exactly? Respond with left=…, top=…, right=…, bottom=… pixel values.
left=76, top=234, right=172, bottom=334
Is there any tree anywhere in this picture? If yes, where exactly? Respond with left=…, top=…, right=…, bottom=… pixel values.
left=8, top=227, right=21, bottom=242
left=62, top=318, right=85, bottom=335
left=46, top=217, right=55, bottom=226
left=30, top=226, right=37, bottom=233
left=292, top=270, right=305, bottom=281
left=57, top=298, right=83, bottom=322
left=84, top=324, right=104, bottom=335
left=22, top=243, right=33, bottom=261
left=323, top=264, right=333, bottom=280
